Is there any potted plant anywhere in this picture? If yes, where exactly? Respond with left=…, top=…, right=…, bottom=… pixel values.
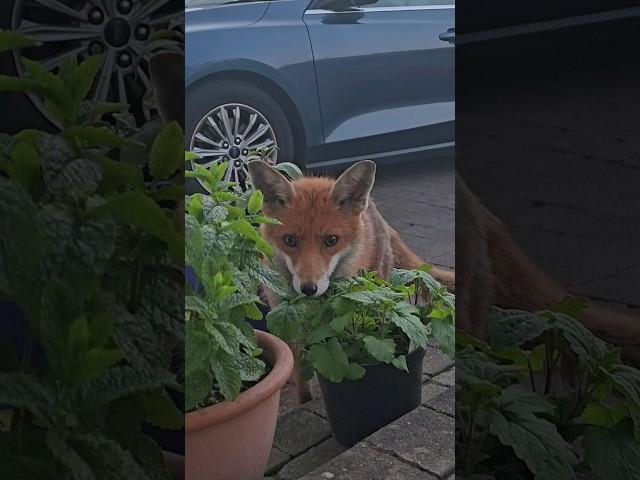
left=267, top=265, right=455, bottom=446
left=184, top=160, right=294, bottom=480
left=456, top=298, right=640, bottom=479
left=0, top=33, right=185, bottom=478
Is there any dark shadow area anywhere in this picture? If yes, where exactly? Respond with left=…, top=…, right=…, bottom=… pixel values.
left=456, top=7, right=640, bottom=479
left=0, top=1, right=185, bottom=478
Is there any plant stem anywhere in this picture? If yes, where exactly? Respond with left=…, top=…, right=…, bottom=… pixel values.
left=526, top=356, right=536, bottom=393
left=463, top=408, right=478, bottom=475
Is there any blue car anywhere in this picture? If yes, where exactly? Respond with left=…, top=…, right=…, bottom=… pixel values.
left=185, top=0, right=454, bottom=185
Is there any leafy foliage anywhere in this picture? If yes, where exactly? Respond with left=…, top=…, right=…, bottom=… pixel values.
left=0, top=44, right=183, bottom=478
left=456, top=299, right=640, bottom=479
left=184, top=160, right=293, bottom=409
left=267, top=265, right=455, bottom=383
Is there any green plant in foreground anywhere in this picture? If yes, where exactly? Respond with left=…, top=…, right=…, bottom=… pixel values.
left=456, top=298, right=640, bottom=480
left=267, top=266, right=455, bottom=383
left=0, top=31, right=184, bottom=478
left=184, top=159, right=301, bottom=409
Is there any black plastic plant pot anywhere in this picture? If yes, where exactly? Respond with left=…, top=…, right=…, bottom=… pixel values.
left=317, top=347, right=426, bottom=447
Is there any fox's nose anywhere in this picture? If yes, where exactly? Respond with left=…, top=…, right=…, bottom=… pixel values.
left=301, top=283, right=318, bottom=297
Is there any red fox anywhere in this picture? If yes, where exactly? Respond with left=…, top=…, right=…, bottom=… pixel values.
left=248, top=160, right=455, bottom=402
left=457, top=175, right=640, bottom=367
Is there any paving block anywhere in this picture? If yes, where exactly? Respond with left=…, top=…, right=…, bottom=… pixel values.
left=274, top=409, right=332, bottom=457
left=423, top=346, right=455, bottom=376
left=277, top=438, right=347, bottom=480
left=366, top=406, right=455, bottom=478
left=300, top=442, right=436, bottom=480
left=421, top=383, right=448, bottom=404
left=432, top=368, right=455, bottom=387
left=425, top=387, right=455, bottom=417
left=303, top=397, right=328, bottom=419
left=266, top=446, right=291, bottom=475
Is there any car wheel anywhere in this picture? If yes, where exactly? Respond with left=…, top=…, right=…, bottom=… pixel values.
left=0, top=0, right=183, bottom=132
left=186, top=79, right=296, bottom=191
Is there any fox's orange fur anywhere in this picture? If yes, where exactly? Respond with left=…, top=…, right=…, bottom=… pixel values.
left=248, top=161, right=454, bottom=402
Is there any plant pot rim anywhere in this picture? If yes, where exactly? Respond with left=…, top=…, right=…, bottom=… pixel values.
left=185, top=329, right=293, bottom=433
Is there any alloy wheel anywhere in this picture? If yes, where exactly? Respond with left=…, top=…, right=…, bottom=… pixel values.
left=11, top=0, right=183, bottom=126
left=189, top=103, right=278, bottom=188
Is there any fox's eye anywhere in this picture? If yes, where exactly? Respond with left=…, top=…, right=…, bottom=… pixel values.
left=283, top=235, right=297, bottom=247
left=324, top=235, right=339, bottom=247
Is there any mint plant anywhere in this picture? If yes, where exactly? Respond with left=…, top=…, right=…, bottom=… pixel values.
left=267, top=265, right=455, bottom=383
left=184, top=160, right=294, bottom=409
left=0, top=32, right=184, bottom=479
left=456, top=298, right=640, bottom=479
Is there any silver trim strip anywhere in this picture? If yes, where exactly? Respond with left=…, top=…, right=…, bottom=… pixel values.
left=306, top=5, right=454, bottom=14
left=306, top=141, right=454, bottom=168
left=458, top=6, right=640, bottom=44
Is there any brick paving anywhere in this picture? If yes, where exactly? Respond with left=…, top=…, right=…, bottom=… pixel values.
left=265, top=159, right=455, bottom=479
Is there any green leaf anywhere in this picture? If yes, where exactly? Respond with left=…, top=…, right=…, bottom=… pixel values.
left=488, top=409, right=577, bottom=480
left=64, top=126, right=141, bottom=149
left=185, top=366, right=213, bottom=411
left=488, top=308, right=549, bottom=349
left=139, top=390, right=184, bottom=430
left=89, top=191, right=183, bottom=262
left=0, top=373, right=55, bottom=422
left=581, top=402, right=628, bottom=428
left=46, top=430, right=95, bottom=480
left=185, top=321, right=211, bottom=374
left=582, top=420, right=640, bottom=480
left=392, top=355, right=408, bottom=372
left=71, top=348, right=125, bottom=384
left=227, top=219, right=273, bottom=257
left=61, top=54, right=103, bottom=103
left=76, top=433, right=154, bottom=480
left=211, top=353, right=243, bottom=400
left=267, top=302, right=307, bottom=342
left=430, top=315, right=455, bottom=357
left=234, top=352, right=266, bottom=382
left=128, top=434, right=172, bottom=480
left=551, top=295, right=590, bottom=317
left=8, top=140, right=40, bottom=191
left=150, top=121, right=183, bottom=180
left=330, top=312, right=352, bottom=333
left=247, top=189, right=264, bottom=214
left=0, top=178, right=41, bottom=299
left=0, top=30, right=34, bottom=52
left=309, top=338, right=366, bottom=383
left=95, top=156, right=143, bottom=192
left=363, top=336, right=396, bottom=363
left=68, top=317, right=90, bottom=354
left=387, top=305, right=428, bottom=349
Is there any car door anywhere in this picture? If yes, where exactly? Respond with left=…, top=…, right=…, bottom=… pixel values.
left=303, top=0, right=454, bottom=166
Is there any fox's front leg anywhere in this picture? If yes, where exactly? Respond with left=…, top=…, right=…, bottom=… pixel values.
left=261, top=286, right=313, bottom=404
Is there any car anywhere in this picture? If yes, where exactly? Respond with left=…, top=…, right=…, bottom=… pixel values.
left=0, top=0, right=183, bottom=132
left=185, top=0, right=455, bottom=188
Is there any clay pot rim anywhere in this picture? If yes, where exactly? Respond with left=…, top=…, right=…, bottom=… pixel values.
left=185, top=329, right=294, bottom=433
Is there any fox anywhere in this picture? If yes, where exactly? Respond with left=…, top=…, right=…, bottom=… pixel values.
left=247, top=159, right=455, bottom=402
left=456, top=174, right=640, bottom=367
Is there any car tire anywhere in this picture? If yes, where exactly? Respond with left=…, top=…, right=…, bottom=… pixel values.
left=186, top=79, right=297, bottom=192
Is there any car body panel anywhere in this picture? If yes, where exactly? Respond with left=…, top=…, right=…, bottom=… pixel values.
left=185, top=0, right=455, bottom=170
left=303, top=6, right=454, bottom=165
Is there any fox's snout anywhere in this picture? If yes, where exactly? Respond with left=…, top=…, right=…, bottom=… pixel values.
left=286, top=255, right=334, bottom=298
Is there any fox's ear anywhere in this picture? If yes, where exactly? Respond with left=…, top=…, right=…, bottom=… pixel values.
left=247, top=161, right=295, bottom=209
left=331, top=160, right=376, bottom=214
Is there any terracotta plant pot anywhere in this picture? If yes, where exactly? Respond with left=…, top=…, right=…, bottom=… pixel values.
left=186, top=330, right=294, bottom=480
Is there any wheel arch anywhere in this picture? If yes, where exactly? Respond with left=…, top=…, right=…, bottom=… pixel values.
left=186, top=69, right=308, bottom=165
